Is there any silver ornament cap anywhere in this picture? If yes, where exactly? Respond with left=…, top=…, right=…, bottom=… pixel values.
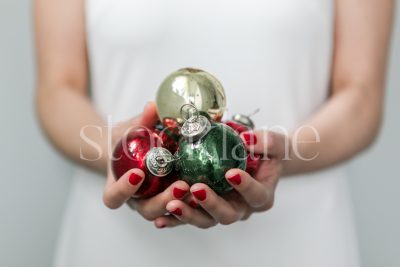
left=180, top=115, right=211, bottom=142
left=145, top=147, right=174, bottom=177
left=232, top=114, right=255, bottom=129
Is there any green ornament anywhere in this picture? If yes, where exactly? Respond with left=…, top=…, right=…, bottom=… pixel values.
left=175, top=115, right=247, bottom=194
left=156, top=68, right=226, bottom=128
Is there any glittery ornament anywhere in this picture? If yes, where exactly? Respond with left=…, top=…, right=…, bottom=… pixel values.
left=224, top=113, right=261, bottom=176
left=154, top=121, right=180, bottom=153
left=112, top=129, right=177, bottom=198
left=175, top=114, right=247, bottom=194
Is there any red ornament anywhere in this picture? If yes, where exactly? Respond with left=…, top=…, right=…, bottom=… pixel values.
left=224, top=120, right=250, bottom=135
left=154, top=122, right=180, bottom=153
left=224, top=114, right=261, bottom=176
left=112, top=128, right=177, bottom=198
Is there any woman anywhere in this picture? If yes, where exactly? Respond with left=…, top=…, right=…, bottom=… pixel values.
left=34, top=0, right=394, bottom=266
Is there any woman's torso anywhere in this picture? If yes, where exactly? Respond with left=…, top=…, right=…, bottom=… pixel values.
left=54, top=1, right=360, bottom=266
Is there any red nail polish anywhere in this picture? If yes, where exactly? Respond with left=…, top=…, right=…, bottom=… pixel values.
left=171, top=208, right=182, bottom=216
left=189, top=200, right=198, bottom=208
left=193, top=189, right=206, bottom=201
left=128, top=173, right=143, bottom=186
left=228, top=173, right=241, bottom=185
left=173, top=187, right=187, bottom=199
left=158, top=224, right=166, bottom=229
left=243, top=132, right=257, bottom=146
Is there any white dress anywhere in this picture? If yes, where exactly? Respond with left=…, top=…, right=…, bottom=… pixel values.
left=54, top=0, right=360, bottom=266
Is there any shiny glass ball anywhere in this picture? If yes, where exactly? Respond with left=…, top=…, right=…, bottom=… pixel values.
left=112, top=129, right=177, bottom=198
left=175, top=122, right=247, bottom=194
left=156, top=68, right=226, bottom=127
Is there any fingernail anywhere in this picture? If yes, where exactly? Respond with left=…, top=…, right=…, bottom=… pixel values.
left=243, top=132, right=257, bottom=146
left=189, top=200, right=198, bottom=208
left=128, top=173, right=143, bottom=186
left=192, top=189, right=206, bottom=201
left=158, top=224, right=166, bottom=229
left=227, top=173, right=241, bottom=185
left=173, top=187, right=187, bottom=199
left=171, top=208, right=182, bottom=216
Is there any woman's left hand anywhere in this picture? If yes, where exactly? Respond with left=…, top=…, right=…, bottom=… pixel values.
left=153, top=130, right=288, bottom=229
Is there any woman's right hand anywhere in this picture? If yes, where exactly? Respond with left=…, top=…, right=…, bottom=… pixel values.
left=102, top=101, right=191, bottom=225
left=103, top=166, right=190, bottom=225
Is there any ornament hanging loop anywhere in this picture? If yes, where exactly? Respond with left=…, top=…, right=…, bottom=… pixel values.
left=155, top=154, right=170, bottom=165
left=231, top=108, right=260, bottom=130
left=172, top=151, right=184, bottom=162
left=247, top=108, right=260, bottom=118
left=180, top=103, right=200, bottom=122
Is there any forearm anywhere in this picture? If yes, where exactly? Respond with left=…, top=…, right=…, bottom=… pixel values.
left=283, top=85, right=383, bottom=176
left=281, top=0, right=393, bottom=176
left=36, top=85, right=109, bottom=173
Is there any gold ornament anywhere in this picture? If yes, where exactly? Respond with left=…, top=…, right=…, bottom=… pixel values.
left=156, top=68, right=226, bottom=128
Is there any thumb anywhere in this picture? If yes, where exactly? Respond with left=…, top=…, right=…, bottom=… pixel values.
left=140, top=101, right=159, bottom=128
left=241, top=130, right=289, bottom=159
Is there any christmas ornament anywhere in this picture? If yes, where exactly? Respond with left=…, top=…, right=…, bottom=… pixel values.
left=175, top=111, right=247, bottom=194
left=112, top=129, right=177, bottom=198
left=154, top=121, right=180, bottom=153
left=156, top=68, right=226, bottom=128
left=224, top=112, right=261, bottom=176
left=224, top=114, right=255, bottom=134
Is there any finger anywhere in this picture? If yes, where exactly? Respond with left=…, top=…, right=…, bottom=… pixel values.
left=190, top=183, right=246, bottom=225
left=103, top=169, right=145, bottom=209
left=166, top=200, right=217, bottom=229
left=253, top=158, right=282, bottom=189
left=184, top=194, right=199, bottom=209
left=105, top=161, right=116, bottom=188
left=130, top=180, right=190, bottom=221
left=153, top=215, right=184, bottom=229
left=140, top=101, right=159, bottom=128
left=225, top=169, right=273, bottom=208
left=241, top=130, right=288, bottom=159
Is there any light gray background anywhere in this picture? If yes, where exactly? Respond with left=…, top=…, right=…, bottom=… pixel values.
left=0, top=1, right=398, bottom=266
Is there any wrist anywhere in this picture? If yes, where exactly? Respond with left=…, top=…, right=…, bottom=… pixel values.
left=281, top=133, right=294, bottom=176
